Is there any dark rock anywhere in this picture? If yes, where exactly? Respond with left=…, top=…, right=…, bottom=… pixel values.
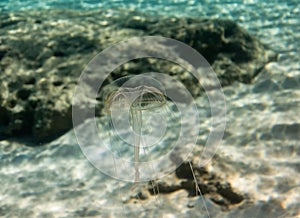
left=215, top=182, right=244, bottom=204
left=147, top=161, right=245, bottom=208
left=16, top=88, right=32, bottom=100
left=51, top=35, right=97, bottom=57
left=0, top=45, right=9, bottom=60
left=0, top=9, right=276, bottom=141
left=23, top=76, right=36, bottom=85
left=176, top=162, right=194, bottom=179
left=0, top=18, right=23, bottom=28
left=33, top=103, right=73, bottom=141
left=148, top=181, right=181, bottom=195
left=148, top=18, right=276, bottom=85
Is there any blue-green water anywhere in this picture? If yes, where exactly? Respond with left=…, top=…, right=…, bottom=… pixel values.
left=0, top=0, right=299, bottom=217
left=1, top=0, right=299, bottom=54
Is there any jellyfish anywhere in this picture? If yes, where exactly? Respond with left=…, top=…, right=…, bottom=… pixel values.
left=101, top=74, right=209, bottom=216
left=102, top=75, right=168, bottom=183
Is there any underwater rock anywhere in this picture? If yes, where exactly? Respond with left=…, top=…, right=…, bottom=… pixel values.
left=147, top=161, right=246, bottom=209
left=0, top=9, right=276, bottom=141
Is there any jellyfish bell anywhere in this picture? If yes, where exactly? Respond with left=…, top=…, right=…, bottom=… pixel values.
left=103, top=75, right=167, bottom=110
left=105, top=85, right=166, bottom=112
left=103, top=74, right=170, bottom=147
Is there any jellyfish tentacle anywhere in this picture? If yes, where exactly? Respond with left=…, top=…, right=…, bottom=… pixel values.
left=103, top=75, right=168, bottom=184
left=130, top=105, right=142, bottom=182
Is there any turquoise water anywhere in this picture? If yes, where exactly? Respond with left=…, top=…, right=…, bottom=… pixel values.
left=1, top=0, right=299, bottom=53
left=0, top=0, right=299, bottom=217
left=1, top=0, right=299, bottom=19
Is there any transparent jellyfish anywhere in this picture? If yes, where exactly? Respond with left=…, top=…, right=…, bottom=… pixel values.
left=101, top=75, right=210, bottom=215
left=102, top=75, right=172, bottom=183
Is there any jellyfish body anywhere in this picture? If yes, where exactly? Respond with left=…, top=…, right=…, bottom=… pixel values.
left=100, top=75, right=210, bottom=216
left=103, top=75, right=167, bottom=182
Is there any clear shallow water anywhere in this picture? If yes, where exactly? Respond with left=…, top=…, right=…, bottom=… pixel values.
left=0, top=0, right=299, bottom=217
left=1, top=0, right=299, bottom=56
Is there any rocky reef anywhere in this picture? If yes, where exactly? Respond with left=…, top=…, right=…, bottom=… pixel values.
left=0, top=9, right=276, bottom=141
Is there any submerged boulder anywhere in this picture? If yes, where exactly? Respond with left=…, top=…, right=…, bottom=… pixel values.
left=0, top=9, right=276, bottom=141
